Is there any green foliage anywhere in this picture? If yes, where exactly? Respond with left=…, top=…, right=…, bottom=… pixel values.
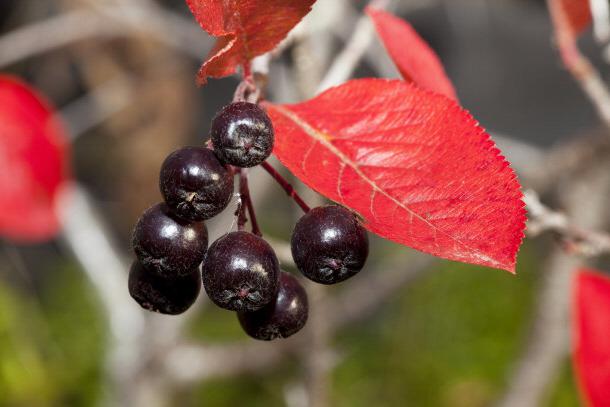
left=183, top=243, right=583, bottom=406
left=189, top=301, right=246, bottom=343
left=331, top=256, right=539, bottom=406
left=0, top=244, right=583, bottom=406
left=186, top=367, right=294, bottom=407
left=547, top=361, right=582, bottom=407
left=0, top=261, right=105, bottom=407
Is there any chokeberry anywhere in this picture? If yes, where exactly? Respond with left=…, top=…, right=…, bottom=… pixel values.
left=132, top=203, right=208, bottom=278
left=211, top=102, right=274, bottom=168
left=291, top=205, right=369, bottom=284
left=202, top=231, right=280, bottom=311
left=160, top=146, right=234, bottom=221
left=238, top=271, right=308, bottom=340
left=128, top=260, right=201, bottom=315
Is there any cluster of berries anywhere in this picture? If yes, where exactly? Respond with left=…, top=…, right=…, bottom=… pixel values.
left=129, top=101, right=369, bottom=340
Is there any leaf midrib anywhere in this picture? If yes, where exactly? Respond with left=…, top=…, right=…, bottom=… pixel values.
left=271, top=104, right=504, bottom=269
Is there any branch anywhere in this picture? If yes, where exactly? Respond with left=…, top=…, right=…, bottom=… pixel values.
left=548, top=0, right=610, bottom=126
left=525, top=189, right=610, bottom=257
left=494, top=248, right=578, bottom=407
left=59, top=185, right=147, bottom=404
left=0, top=5, right=209, bottom=68
left=496, top=166, right=610, bottom=406
left=316, top=0, right=391, bottom=93
left=589, top=0, right=610, bottom=44
left=162, top=251, right=433, bottom=385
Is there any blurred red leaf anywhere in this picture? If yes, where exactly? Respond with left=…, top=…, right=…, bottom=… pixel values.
left=366, top=7, right=457, bottom=100
left=555, top=0, right=592, bottom=36
left=548, top=0, right=592, bottom=66
left=186, top=0, right=316, bottom=85
left=574, top=269, right=610, bottom=407
left=266, top=79, right=525, bottom=272
left=0, top=75, right=71, bottom=242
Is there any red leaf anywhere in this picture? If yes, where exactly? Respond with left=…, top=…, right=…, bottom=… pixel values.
left=266, top=78, right=525, bottom=272
left=574, top=269, right=610, bottom=407
left=0, top=75, right=71, bottom=242
left=548, top=0, right=592, bottom=66
left=555, top=0, right=592, bottom=36
left=366, top=7, right=457, bottom=101
left=186, top=0, right=316, bottom=85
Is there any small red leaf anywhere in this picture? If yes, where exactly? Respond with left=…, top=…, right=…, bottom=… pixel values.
left=367, top=7, right=457, bottom=101
left=555, top=0, right=592, bottom=36
left=574, top=269, right=610, bottom=407
left=266, top=79, right=525, bottom=272
left=0, top=75, right=71, bottom=242
left=548, top=0, right=592, bottom=66
left=186, top=0, right=316, bottom=85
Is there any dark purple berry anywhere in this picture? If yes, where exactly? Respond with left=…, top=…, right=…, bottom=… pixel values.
left=132, top=203, right=208, bottom=278
left=238, top=271, right=308, bottom=340
left=160, top=146, right=234, bottom=221
left=128, top=260, right=201, bottom=315
left=202, top=231, right=280, bottom=311
left=211, top=102, right=274, bottom=168
left=291, top=205, right=368, bottom=284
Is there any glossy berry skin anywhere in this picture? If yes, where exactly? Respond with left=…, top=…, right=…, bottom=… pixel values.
left=238, top=271, right=308, bottom=341
left=160, top=146, right=234, bottom=221
left=202, top=231, right=280, bottom=312
left=128, top=260, right=201, bottom=315
left=132, top=203, right=208, bottom=278
left=291, top=205, right=369, bottom=284
left=211, top=102, right=274, bottom=168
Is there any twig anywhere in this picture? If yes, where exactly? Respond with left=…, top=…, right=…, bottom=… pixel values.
left=496, top=166, right=610, bottom=406
left=0, top=9, right=122, bottom=68
left=59, top=185, right=147, bottom=405
left=60, top=73, right=135, bottom=139
left=0, top=6, right=208, bottom=68
left=495, top=248, right=579, bottom=407
left=303, top=283, right=334, bottom=407
left=164, top=340, right=299, bottom=384
left=548, top=0, right=610, bottom=126
left=79, top=2, right=209, bottom=59
left=524, top=189, right=610, bottom=257
left=239, top=169, right=262, bottom=236
left=261, top=162, right=311, bottom=213
left=316, top=0, right=391, bottom=93
left=162, top=250, right=432, bottom=384
left=589, top=0, right=610, bottom=43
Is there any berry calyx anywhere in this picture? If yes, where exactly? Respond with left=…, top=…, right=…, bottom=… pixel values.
left=238, top=271, right=308, bottom=340
left=291, top=205, right=369, bottom=284
left=202, top=231, right=280, bottom=311
left=211, top=102, right=274, bottom=168
left=128, top=260, right=201, bottom=315
left=160, top=146, right=234, bottom=221
left=132, top=203, right=208, bottom=278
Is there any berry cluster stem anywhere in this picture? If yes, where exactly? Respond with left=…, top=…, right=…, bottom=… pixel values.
left=238, top=168, right=262, bottom=236
left=261, top=161, right=311, bottom=213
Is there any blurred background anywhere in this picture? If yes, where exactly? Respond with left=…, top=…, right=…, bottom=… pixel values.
left=0, top=0, right=608, bottom=405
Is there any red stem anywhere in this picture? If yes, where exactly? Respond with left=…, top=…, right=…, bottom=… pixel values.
left=260, top=161, right=311, bottom=213
left=242, top=62, right=252, bottom=80
left=238, top=169, right=262, bottom=236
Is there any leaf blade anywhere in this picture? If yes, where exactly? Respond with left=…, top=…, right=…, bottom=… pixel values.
left=186, top=0, right=316, bottom=85
left=0, top=75, right=71, bottom=242
left=574, top=269, right=610, bottom=407
left=267, top=78, right=525, bottom=272
left=367, top=7, right=458, bottom=100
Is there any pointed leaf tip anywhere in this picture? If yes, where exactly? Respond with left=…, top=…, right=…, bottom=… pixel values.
left=367, top=6, right=458, bottom=100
